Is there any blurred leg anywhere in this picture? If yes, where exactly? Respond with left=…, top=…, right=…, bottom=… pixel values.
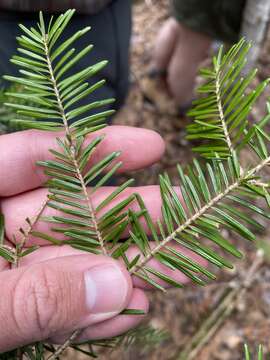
left=167, top=23, right=212, bottom=106
left=153, top=17, right=180, bottom=71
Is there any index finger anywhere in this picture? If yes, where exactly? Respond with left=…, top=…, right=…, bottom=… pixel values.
left=0, top=126, right=164, bottom=196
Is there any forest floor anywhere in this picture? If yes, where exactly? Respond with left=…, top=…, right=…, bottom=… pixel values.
left=93, top=1, right=270, bottom=359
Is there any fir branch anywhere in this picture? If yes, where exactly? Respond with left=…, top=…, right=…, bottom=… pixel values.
left=187, top=39, right=270, bottom=159
left=2, top=11, right=136, bottom=356
left=41, top=13, right=107, bottom=255
left=4, top=10, right=122, bottom=256
left=130, top=155, right=270, bottom=277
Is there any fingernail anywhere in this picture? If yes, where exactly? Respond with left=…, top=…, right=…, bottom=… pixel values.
left=84, top=264, right=128, bottom=315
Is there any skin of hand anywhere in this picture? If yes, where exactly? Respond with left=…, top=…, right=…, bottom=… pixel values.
left=0, top=126, right=206, bottom=352
left=153, top=17, right=212, bottom=106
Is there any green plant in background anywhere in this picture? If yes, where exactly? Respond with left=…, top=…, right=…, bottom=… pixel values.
left=1, top=9, right=270, bottom=359
left=245, top=344, right=264, bottom=360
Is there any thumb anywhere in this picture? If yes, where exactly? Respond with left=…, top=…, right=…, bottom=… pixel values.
left=0, top=254, right=132, bottom=352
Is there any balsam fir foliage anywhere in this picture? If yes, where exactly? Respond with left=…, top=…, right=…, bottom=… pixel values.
left=1, top=8, right=270, bottom=359
left=186, top=38, right=270, bottom=159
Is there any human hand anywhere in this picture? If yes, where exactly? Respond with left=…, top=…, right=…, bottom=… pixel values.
left=0, top=126, right=204, bottom=352
left=152, top=17, right=211, bottom=107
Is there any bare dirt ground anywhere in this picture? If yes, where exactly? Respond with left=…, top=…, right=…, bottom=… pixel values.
left=60, top=1, right=270, bottom=359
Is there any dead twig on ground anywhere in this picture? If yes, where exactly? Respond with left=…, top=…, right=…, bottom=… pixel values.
left=241, top=0, right=270, bottom=73
left=173, top=250, right=264, bottom=360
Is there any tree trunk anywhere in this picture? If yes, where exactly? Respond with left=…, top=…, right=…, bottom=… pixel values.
left=240, top=0, right=270, bottom=72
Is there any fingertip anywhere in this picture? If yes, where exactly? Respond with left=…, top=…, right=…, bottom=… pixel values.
left=96, top=126, right=165, bottom=172
left=131, top=288, right=149, bottom=315
left=135, top=127, right=165, bottom=167
left=114, top=258, right=134, bottom=306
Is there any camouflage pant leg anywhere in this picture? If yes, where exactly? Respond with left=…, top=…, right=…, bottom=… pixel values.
left=172, top=0, right=246, bottom=43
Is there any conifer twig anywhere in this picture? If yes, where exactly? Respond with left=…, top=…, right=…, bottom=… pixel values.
left=42, top=25, right=107, bottom=256
left=130, top=156, right=270, bottom=275
left=18, top=199, right=49, bottom=251
left=46, top=329, right=81, bottom=360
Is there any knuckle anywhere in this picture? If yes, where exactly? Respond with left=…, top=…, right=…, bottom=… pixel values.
left=13, top=265, right=65, bottom=338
